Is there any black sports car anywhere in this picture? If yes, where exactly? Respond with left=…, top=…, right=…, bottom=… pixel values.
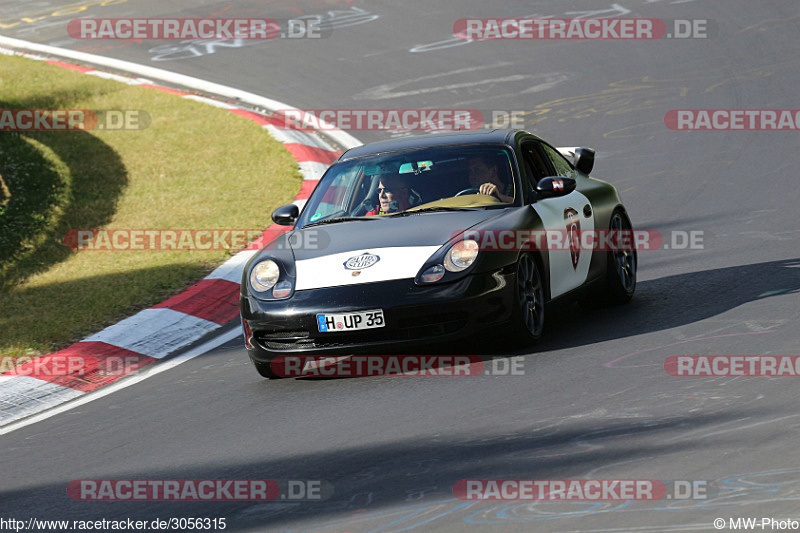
left=240, top=129, right=636, bottom=378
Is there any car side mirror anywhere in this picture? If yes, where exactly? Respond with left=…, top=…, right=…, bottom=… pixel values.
left=573, top=147, right=595, bottom=175
left=272, top=204, right=299, bottom=226
left=535, top=176, right=576, bottom=199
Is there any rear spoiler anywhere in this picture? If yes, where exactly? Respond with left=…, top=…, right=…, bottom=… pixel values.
left=556, top=147, right=580, bottom=162
left=555, top=147, right=595, bottom=175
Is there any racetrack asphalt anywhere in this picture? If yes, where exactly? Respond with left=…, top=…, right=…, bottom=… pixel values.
left=1, top=0, right=799, bottom=531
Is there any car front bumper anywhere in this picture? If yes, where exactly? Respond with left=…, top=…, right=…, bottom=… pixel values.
left=240, top=267, right=515, bottom=362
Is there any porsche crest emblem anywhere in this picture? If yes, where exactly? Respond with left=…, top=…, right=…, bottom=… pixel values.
left=564, top=208, right=580, bottom=270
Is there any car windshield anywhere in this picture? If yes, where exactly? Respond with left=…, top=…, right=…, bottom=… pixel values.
left=297, top=144, right=518, bottom=227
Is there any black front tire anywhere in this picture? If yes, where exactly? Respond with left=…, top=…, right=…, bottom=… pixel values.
left=604, top=210, right=637, bottom=304
left=579, top=210, right=637, bottom=309
left=511, top=253, right=545, bottom=345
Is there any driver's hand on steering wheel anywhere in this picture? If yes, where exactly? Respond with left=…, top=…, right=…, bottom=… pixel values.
left=478, top=182, right=512, bottom=203
left=478, top=182, right=498, bottom=197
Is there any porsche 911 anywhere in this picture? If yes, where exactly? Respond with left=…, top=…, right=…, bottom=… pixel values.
left=240, top=129, right=636, bottom=378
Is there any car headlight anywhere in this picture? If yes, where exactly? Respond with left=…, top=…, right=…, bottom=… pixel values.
left=250, top=260, right=280, bottom=292
left=443, top=239, right=479, bottom=272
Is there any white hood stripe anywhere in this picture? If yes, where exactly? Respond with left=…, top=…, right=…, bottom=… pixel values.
left=295, top=246, right=440, bottom=290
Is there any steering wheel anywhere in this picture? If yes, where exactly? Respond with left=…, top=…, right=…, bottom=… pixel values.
left=455, top=187, right=481, bottom=197
left=353, top=196, right=378, bottom=216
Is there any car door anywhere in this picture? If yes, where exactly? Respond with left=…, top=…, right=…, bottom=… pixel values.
left=521, top=140, right=595, bottom=299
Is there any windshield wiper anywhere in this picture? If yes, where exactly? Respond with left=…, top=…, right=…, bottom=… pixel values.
left=304, top=216, right=378, bottom=228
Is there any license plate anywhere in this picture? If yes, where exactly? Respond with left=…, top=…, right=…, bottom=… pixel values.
left=316, top=309, right=385, bottom=332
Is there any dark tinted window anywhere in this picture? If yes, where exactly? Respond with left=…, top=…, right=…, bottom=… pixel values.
left=521, top=142, right=547, bottom=181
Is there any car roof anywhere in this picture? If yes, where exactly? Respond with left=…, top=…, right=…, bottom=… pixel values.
left=338, top=129, right=541, bottom=160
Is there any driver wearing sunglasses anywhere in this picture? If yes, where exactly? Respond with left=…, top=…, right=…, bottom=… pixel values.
left=366, top=174, right=412, bottom=215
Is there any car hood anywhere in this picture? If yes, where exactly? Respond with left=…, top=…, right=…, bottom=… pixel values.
left=283, top=209, right=505, bottom=291
left=295, top=210, right=503, bottom=257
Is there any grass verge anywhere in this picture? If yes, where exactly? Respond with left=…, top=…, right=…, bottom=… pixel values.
left=0, top=54, right=303, bottom=361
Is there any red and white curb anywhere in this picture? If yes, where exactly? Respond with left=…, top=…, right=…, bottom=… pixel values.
left=0, top=36, right=361, bottom=428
